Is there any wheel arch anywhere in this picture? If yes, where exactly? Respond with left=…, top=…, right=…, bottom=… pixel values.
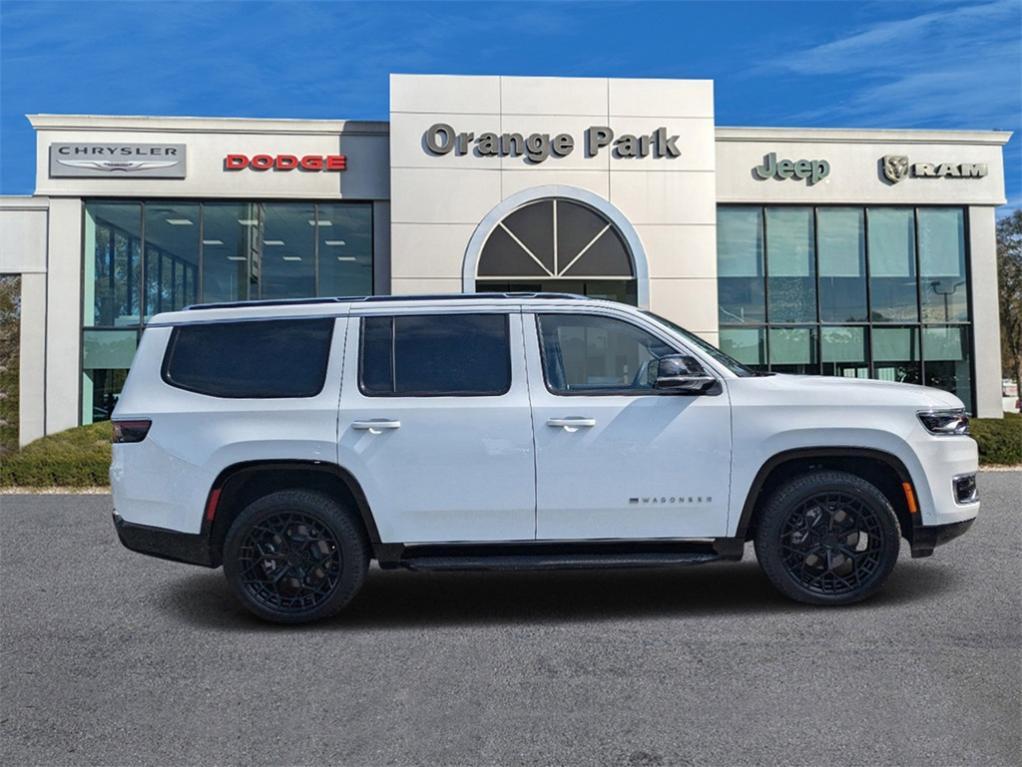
left=202, top=460, right=381, bottom=566
left=734, top=447, right=917, bottom=543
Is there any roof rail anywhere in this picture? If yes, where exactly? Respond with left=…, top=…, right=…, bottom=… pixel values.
left=185, top=292, right=588, bottom=311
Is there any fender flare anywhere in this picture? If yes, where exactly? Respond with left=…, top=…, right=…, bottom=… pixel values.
left=202, top=459, right=381, bottom=545
left=733, top=446, right=914, bottom=539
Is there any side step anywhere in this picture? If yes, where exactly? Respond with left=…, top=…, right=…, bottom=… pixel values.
left=398, top=551, right=721, bottom=572
left=375, top=539, right=745, bottom=571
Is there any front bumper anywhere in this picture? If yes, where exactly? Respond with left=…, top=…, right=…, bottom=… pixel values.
left=909, top=518, right=975, bottom=558
left=113, top=513, right=216, bottom=568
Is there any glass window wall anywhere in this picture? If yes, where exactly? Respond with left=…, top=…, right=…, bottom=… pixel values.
left=717, top=205, right=973, bottom=409
left=82, top=199, right=374, bottom=423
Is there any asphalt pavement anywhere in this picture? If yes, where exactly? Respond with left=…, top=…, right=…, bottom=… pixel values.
left=1, top=472, right=1020, bottom=766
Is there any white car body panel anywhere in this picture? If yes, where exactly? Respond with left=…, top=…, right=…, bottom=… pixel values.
left=110, top=295, right=980, bottom=546
left=521, top=308, right=733, bottom=540
left=337, top=310, right=536, bottom=543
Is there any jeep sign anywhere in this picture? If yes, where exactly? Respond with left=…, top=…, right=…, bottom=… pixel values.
left=753, top=153, right=830, bottom=185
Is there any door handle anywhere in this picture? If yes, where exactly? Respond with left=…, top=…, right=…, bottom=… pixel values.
left=352, top=419, right=401, bottom=434
left=546, top=417, right=596, bottom=432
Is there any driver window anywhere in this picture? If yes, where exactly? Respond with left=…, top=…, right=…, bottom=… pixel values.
left=537, top=314, right=678, bottom=394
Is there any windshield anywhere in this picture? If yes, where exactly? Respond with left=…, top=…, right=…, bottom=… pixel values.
left=641, top=310, right=758, bottom=377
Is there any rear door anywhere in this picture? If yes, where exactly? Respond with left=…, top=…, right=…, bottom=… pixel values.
left=524, top=310, right=732, bottom=540
left=337, top=308, right=536, bottom=544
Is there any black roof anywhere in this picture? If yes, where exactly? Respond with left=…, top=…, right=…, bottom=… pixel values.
left=186, top=292, right=589, bottom=311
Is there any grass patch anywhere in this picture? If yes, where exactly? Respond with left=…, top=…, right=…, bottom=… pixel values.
left=1, top=414, right=1018, bottom=489
left=0, top=421, right=112, bottom=487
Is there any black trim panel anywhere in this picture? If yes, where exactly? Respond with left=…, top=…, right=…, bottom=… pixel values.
left=909, top=518, right=975, bottom=558
left=373, top=539, right=738, bottom=568
left=735, top=447, right=913, bottom=539
left=113, top=514, right=215, bottom=568
left=208, top=460, right=382, bottom=545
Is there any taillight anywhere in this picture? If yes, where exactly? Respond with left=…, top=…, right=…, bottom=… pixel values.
left=112, top=419, right=151, bottom=444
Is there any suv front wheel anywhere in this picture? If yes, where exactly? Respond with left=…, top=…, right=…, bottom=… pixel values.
left=223, top=489, right=369, bottom=623
left=754, top=470, right=901, bottom=605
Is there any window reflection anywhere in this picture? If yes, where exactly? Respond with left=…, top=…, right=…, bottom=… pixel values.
left=82, top=199, right=375, bottom=422
left=919, top=209, right=968, bottom=322
left=84, top=202, right=141, bottom=327
left=318, top=203, right=373, bottom=296
left=867, top=208, right=918, bottom=322
left=202, top=203, right=257, bottom=303
left=717, top=207, right=765, bottom=323
left=766, top=208, right=815, bottom=323
left=818, top=208, right=866, bottom=322
left=717, top=205, right=972, bottom=408
left=144, top=203, right=199, bottom=317
left=872, top=327, right=921, bottom=385
left=261, top=203, right=316, bottom=299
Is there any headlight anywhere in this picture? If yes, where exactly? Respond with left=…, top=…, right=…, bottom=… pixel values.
left=917, top=408, right=970, bottom=435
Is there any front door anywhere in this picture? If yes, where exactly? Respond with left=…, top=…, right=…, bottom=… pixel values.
left=337, top=310, right=536, bottom=544
left=524, top=310, right=732, bottom=540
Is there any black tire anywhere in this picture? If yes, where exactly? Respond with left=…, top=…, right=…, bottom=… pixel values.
left=223, top=489, right=369, bottom=624
left=753, top=470, right=901, bottom=606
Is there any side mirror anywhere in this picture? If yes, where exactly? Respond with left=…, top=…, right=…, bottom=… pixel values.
left=654, top=354, right=716, bottom=394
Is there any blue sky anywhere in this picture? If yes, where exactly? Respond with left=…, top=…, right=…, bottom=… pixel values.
left=2, top=0, right=1019, bottom=212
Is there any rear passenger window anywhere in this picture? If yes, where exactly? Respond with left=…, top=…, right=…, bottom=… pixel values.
left=162, top=318, right=334, bottom=398
left=360, top=314, right=511, bottom=396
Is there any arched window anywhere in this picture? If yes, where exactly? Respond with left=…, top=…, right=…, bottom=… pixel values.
left=477, top=198, right=634, bottom=281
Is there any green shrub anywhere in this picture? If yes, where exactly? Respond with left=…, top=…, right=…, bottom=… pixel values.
left=971, top=412, right=1022, bottom=466
left=0, top=421, right=112, bottom=487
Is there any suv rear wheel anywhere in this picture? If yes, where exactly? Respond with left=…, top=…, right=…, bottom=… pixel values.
left=223, top=489, right=369, bottom=623
left=754, top=470, right=901, bottom=605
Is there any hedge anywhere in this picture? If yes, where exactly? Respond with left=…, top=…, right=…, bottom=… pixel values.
left=1, top=415, right=1019, bottom=488
left=970, top=412, right=1022, bottom=466
left=0, top=421, right=112, bottom=487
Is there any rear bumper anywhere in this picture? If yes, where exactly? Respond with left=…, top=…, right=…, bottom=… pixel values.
left=113, top=513, right=216, bottom=568
left=909, top=518, right=975, bottom=558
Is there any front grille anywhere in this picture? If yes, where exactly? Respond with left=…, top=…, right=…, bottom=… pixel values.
left=954, top=474, right=978, bottom=504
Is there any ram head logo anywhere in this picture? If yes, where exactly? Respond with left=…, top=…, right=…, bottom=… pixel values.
left=882, top=155, right=910, bottom=184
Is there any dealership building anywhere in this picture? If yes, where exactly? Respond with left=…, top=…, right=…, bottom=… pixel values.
left=0, top=74, right=1012, bottom=445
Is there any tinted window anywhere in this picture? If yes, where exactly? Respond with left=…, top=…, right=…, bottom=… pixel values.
left=162, top=318, right=334, bottom=398
left=538, top=314, right=681, bottom=394
left=360, top=314, right=511, bottom=396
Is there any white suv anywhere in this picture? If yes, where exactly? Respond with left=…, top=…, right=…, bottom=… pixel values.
left=111, top=294, right=979, bottom=623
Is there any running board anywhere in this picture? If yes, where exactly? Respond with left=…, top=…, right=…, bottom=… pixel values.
left=396, top=551, right=721, bottom=572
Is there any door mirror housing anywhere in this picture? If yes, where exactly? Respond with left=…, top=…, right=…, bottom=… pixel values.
left=654, top=355, right=716, bottom=394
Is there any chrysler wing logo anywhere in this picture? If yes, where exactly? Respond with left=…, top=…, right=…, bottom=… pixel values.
left=56, top=158, right=179, bottom=173
left=882, top=155, right=910, bottom=184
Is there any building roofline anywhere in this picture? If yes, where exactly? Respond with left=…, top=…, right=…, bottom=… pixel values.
left=24, top=115, right=1012, bottom=146
left=715, top=126, right=1013, bottom=145
left=26, top=114, right=390, bottom=136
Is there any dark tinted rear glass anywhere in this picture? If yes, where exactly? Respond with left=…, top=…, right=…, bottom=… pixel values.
left=162, top=318, right=334, bottom=398
left=360, top=314, right=511, bottom=396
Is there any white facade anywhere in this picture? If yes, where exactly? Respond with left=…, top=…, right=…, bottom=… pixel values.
left=0, top=73, right=1012, bottom=446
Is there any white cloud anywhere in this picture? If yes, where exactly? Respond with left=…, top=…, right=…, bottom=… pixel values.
left=762, top=0, right=1021, bottom=129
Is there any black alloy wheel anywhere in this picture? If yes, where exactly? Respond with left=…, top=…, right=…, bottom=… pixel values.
left=223, top=490, right=369, bottom=624
left=237, top=511, right=342, bottom=611
left=778, top=491, right=885, bottom=596
left=754, top=471, right=901, bottom=605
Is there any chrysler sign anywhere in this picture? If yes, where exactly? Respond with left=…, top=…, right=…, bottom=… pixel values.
left=49, top=143, right=186, bottom=178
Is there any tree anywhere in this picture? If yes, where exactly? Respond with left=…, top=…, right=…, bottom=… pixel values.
left=997, top=210, right=1022, bottom=398
left=0, top=275, right=21, bottom=453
